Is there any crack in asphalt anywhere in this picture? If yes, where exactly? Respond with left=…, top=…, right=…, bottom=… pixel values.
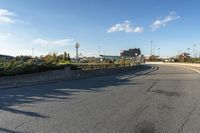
left=178, top=102, right=197, bottom=133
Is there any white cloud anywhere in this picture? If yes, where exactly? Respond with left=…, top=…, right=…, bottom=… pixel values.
left=0, top=9, right=16, bottom=24
left=32, top=38, right=74, bottom=47
left=150, top=11, right=180, bottom=31
left=133, top=27, right=144, bottom=33
left=0, top=33, right=11, bottom=39
left=107, top=20, right=144, bottom=33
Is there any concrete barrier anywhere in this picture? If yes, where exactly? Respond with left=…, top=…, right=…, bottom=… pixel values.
left=0, top=69, right=66, bottom=88
left=0, top=65, right=143, bottom=89
left=163, top=62, right=200, bottom=67
left=145, top=62, right=163, bottom=64
left=146, top=62, right=200, bottom=67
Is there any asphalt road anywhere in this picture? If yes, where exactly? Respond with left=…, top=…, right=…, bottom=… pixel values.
left=1, top=64, right=200, bottom=133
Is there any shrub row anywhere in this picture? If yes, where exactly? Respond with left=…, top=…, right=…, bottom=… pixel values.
left=0, top=63, right=75, bottom=77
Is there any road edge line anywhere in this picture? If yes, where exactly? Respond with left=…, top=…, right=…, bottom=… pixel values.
left=180, top=66, right=200, bottom=74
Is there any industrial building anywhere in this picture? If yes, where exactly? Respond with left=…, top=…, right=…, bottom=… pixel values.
left=120, top=48, right=141, bottom=59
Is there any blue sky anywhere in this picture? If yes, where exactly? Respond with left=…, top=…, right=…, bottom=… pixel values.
left=0, top=0, right=200, bottom=57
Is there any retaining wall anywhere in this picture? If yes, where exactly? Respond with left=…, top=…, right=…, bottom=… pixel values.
left=0, top=65, right=142, bottom=88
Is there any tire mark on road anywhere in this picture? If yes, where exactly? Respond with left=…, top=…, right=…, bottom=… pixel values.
left=146, top=81, right=159, bottom=93
left=15, top=118, right=36, bottom=131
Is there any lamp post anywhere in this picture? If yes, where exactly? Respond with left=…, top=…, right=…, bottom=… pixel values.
left=193, top=44, right=196, bottom=58
left=134, top=53, right=138, bottom=65
left=193, top=44, right=197, bottom=63
left=98, top=45, right=101, bottom=56
left=75, top=43, right=80, bottom=64
left=158, top=48, right=160, bottom=57
left=32, top=48, right=34, bottom=57
left=187, top=48, right=190, bottom=55
left=150, top=40, right=153, bottom=56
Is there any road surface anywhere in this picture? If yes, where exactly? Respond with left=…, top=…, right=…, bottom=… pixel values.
left=1, top=64, right=200, bottom=133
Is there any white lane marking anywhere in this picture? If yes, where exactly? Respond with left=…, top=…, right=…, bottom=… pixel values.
left=161, top=64, right=200, bottom=74
left=181, top=66, right=200, bottom=74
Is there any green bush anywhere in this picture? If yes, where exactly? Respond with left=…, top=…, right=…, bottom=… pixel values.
left=0, top=52, right=72, bottom=76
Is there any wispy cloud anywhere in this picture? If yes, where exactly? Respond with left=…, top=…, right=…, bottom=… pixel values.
left=32, top=38, right=74, bottom=47
left=0, top=33, right=11, bottom=39
left=107, top=20, right=144, bottom=33
left=150, top=11, right=180, bottom=31
left=0, top=9, right=16, bottom=24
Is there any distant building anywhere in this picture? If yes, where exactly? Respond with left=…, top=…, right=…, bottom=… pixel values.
left=98, top=55, right=120, bottom=63
left=120, top=48, right=141, bottom=59
left=100, top=55, right=120, bottom=60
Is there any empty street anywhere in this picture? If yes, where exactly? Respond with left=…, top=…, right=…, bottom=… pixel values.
left=1, top=64, right=200, bottom=133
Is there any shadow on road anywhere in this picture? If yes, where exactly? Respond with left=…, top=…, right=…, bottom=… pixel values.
left=0, top=128, right=25, bottom=133
left=0, top=65, right=154, bottom=120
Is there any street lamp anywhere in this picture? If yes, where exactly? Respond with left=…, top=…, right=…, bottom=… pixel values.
left=193, top=44, right=196, bottom=58
left=32, top=48, right=34, bottom=57
left=187, top=48, right=190, bottom=55
left=158, top=48, right=160, bottom=57
left=150, top=40, right=153, bottom=56
left=75, top=43, right=80, bottom=64
left=134, top=53, right=138, bottom=64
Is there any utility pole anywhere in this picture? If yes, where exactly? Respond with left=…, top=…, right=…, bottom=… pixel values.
left=187, top=48, right=190, bottom=55
left=193, top=44, right=196, bottom=58
left=32, top=48, right=34, bottom=57
left=158, top=48, right=160, bottom=57
left=98, top=45, right=101, bottom=56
